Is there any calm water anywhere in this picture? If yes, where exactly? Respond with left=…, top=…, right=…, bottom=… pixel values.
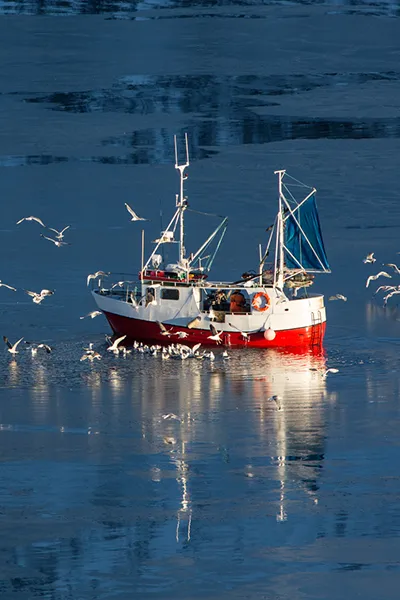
left=1, top=1, right=400, bottom=598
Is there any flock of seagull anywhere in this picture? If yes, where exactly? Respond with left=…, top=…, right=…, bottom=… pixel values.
left=79, top=334, right=227, bottom=363
left=362, top=252, right=400, bottom=306
left=328, top=252, right=400, bottom=307
left=2, top=209, right=234, bottom=363
left=6, top=211, right=392, bottom=371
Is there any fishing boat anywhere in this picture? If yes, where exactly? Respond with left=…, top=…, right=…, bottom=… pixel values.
left=90, top=135, right=331, bottom=348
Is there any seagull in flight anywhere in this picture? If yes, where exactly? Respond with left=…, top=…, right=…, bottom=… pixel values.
left=124, top=203, right=148, bottom=221
left=373, top=285, right=397, bottom=296
left=47, top=225, right=70, bottom=240
left=310, top=367, right=339, bottom=378
left=80, top=310, right=102, bottom=319
left=385, top=263, right=400, bottom=275
left=328, top=294, right=347, bottom=302
left=366, top=272, right=391, bottom=288
left=129, top=292, right=139, bottom=310
left=228, top=321, right=250, bottom=340
left=174, top=331, right=189, bottom=339
left=0, top=281, right=16, bottom=292
left=106, top=334, right=127, bottom=353
left=157, top=321, right=173, bottom=337
left=3, top=335, right=24, bottom=355
left=40, top=234, right=70, bottom=247
left=24, top=289, right=54, bottom=304
left=363, top=252, right=376, bottom=264
left=111, top=280, right=135, bottom=290
left=16, top=216, right=46, bottom=227
left=162, top=413, right=181, bottom=421
left=322, top=368, right=339, bottom=379
left=208, top=323, right=223, bottom=344
left=163, top=436, right=177, bottom=445
left=383, top=289, right=400, bottom=306
left=86, top=271, right=110, bottom=287
left=24, top=341, right=52, bottom=356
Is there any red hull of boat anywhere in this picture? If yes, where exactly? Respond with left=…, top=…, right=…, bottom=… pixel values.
left=103, top=311, right=326, bottom=348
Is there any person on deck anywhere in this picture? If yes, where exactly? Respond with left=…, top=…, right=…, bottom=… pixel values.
left=230, top=290, right=247, bottom=313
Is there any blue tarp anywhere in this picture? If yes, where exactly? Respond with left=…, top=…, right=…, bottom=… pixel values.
left=284, top=193, right=330, bottom=272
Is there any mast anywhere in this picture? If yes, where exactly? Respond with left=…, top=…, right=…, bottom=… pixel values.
left=274, top=170, right=286, bottom=290
left=174, top=133, right=190, bottom=266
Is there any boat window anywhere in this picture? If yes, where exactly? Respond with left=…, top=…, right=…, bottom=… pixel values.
left=161, top=288, right=180, bottom=301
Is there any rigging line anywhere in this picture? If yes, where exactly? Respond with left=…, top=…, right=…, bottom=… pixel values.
left=282, top=172, right=314, bottom=189
left=206, top=225, right=227, bottom=272
left=186, top=208, right=227, bottom=220
left=190, top=217, right=228, bottom=266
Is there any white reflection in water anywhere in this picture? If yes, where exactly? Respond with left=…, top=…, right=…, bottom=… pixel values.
left=30, top=365, right=50, bottom=412
left=108, top=367, right=123, bottom=395
left=0, top=344, right=338, bottom=556
left=7, top=359, right=19, bottom=387
left=171, top=443, right=192, bottom=543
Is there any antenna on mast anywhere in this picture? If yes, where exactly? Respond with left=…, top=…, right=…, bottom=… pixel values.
left=174, top=133, right=190, bottom=266
left=274, top=169, right=286, bottom=290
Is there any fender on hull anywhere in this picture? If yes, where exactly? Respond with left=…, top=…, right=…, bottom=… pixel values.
left=103, top=311, right=326, bottom=349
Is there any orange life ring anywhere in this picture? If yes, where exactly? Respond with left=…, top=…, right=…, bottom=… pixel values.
left=252, top=291, right=270, bottom=312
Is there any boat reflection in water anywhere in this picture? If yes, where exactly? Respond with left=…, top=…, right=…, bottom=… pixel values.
left=2, top=346, right=335, bottom=596
left=135, top=346, right=330, bottom=539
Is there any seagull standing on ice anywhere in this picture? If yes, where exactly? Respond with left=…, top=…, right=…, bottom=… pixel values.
left=80, top=349, right=102, bottom=361
left=16, top=216, right=46, bottom=227
left=40, top=234, right=70, bottom=248
left=80, top=342, right=102, bottom=361
left=0, top=281, right=16, bottom=292
left=124, top=203, right=148, bottom=221
left=366, top=272, right=392, bottom=288
left=363, top=252, right=376, bottom=264
left=3, top=335, right=24, bottom=355
left=47, top=225, right=70, bottom=241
